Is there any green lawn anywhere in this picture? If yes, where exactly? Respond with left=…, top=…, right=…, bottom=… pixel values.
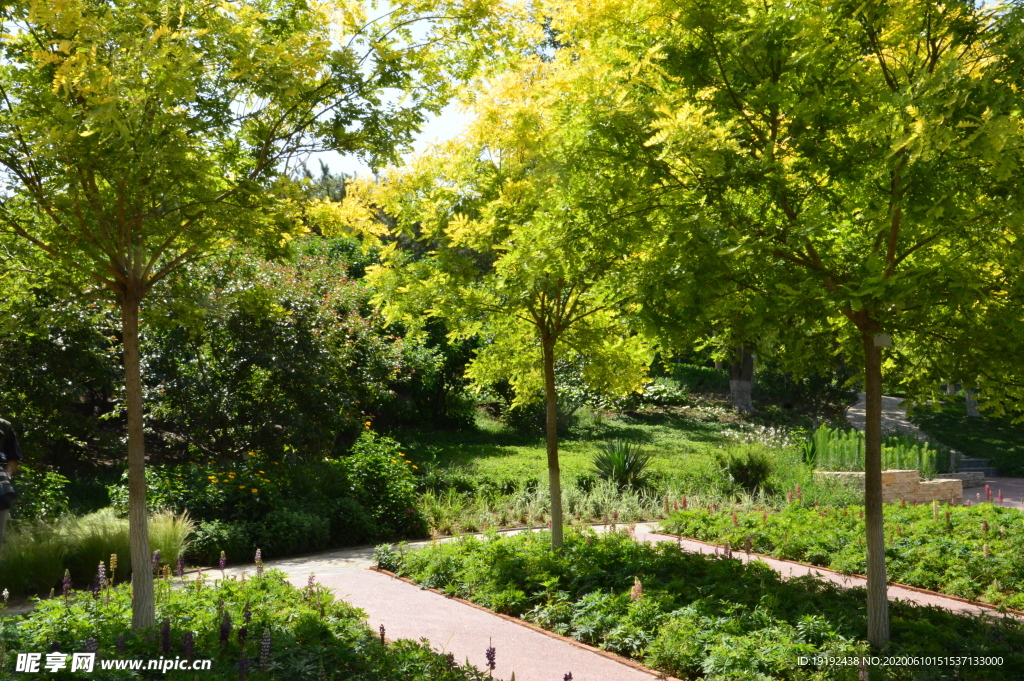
left=910, top=400, right=1024, bottom=476
left=396, top=404, right=769, bottom=484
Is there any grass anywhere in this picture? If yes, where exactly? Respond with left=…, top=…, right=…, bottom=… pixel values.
left=398, top=402, right=752, bottom=485
left=910, top=399, right=1024, bottom=476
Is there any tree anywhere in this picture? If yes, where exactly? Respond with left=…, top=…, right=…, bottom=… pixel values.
left=344, top=60, right=654, bottom=548
left=611, top=0, right=1024, bottom=646
left=0, top=0, right=505, bottom=628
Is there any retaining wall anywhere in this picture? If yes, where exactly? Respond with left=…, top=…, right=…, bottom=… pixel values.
left=814, top=469, right=963, bottom=505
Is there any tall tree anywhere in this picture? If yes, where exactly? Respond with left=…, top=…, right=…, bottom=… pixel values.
left=344, top=60, right=654, bottom=548
left=0, top=0, right=507, bottom=628
left=617, top=0, right=1024, bottom=646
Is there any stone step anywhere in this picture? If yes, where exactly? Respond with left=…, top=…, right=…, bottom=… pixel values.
left=958, top=457, right=993, bottom=469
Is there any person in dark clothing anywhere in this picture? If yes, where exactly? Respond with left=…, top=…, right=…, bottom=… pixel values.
left=0, top=418, right=22, bottom=557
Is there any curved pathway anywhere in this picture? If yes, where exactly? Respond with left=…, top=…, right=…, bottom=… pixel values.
left=845, top=393, right=926, bottom=438
left=204, top=522, right=1022, bottom=680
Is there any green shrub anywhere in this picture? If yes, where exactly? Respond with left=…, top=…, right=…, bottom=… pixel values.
left=8, top=464, right=70, bottom=521
left=592, top=440, right=652, bottom=490
left=252, top=509, right=330, bottom=558
left=671, top=363, right=729, bottom=392
left=716, top=448, right=774, bottom=495
left=0, top=569, right=489, bottom=680
left=187, top=519, right=253, bottom=565
left=347, top=431, right=423, bottom=538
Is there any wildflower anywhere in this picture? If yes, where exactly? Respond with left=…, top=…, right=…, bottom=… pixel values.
left=260, top=630, right=272, bottom=669
left=238, top=624, right=248, bottom=646
left=220, top=551, right=227, bottom=574
left=252, top=488, right=258, bottom=493
left=762, top=511, right=768, bottom=522
left=177, top=555, right=185, bottom=579
left=152, top=550, right=162, bottom=572
left=630, top=577, right=643, bottom=601
left=258, top=471, right=265, bottom=475
left=485, top=639, right=496, bottom=675
left=248, top=452, right=255, bottom=456
left=412, top=465, right=418, bottom=470
left=220, top=612, right=232, bottom=646
left=62, top=569, right=72, bottom=604
left=255, top=549, right=264, bottom=578
left=97, top=560, right=108, bottom=588
left=110, top=553, right=118, bottom=580
left=986, top=484, right=992, bottom=502
left=182, top=631, right=194, bottom=659
left=731, top=512, right=738, bottom=527
left=239, top=656, right=250, bottom=681
left=239, top=485, right=246, bottom=489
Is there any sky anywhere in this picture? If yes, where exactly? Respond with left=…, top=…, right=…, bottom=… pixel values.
left=306, top=100, right=472, bottom=179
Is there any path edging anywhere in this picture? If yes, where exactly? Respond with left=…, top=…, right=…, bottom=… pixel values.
left=370, top=568, right=681, bottom=681
left=648, top=529, right=1024, bottom=619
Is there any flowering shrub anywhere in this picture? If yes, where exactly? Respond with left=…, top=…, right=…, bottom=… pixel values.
left=662, top=502, right=1024, bottom=607
left=347, top=431, right=424, bottom=538
left=0, top=569, right=488, bottom=680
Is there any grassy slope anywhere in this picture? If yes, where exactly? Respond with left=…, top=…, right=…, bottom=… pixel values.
left=910, top=400, right=1024, bottom=476
left=396, top=405, right=741, bottom=483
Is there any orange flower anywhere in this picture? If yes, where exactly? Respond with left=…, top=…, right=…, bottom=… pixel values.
left=251, top=488, right=258, bottom=493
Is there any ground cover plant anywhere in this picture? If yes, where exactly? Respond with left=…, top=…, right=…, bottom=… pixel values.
left=0, top=568, right=488, bottom=680
left=661, top=503, right=1024, bottom=607
left=910, top=401, right=1024, bottom=477
left=379, top=530, right=1024, bottom=680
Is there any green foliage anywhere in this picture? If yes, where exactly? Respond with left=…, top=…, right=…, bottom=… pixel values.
left=0, top=510, right=191, bottom=597
left=9, top=464, right=70, bottom=521
left=910, top=400, right=1024, bottom=477
left=671, top=363, right=730, bottom=393
left=662, top=502, right=1024, bottom=607
left=105, top=434, right=424, bottom=564
left=805, top=426, right=939, bottom=477
left=716, top=449, right=774, bottom=496
left=387, top=529, right=1024, bottom=679
left=592, top=440, right=652, bottom=491
left=348, top=432, right=424, bottom=538
left=0, top=570, right=489, bottom=680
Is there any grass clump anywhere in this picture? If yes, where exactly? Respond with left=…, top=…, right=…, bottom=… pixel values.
left=383, top=529, right=1024, bottom=680
left=592, top=440, right=652, bottom=490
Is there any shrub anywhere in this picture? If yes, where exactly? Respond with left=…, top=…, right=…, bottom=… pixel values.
left=252, top=509, right=330, bottom=558
left=0, top=569, right=489, bottom=680
left=347, top=431, right=423, bottom=538
left=671, top=363, right=729, bottom=392
left=715, top=448, right=774, bottom=495
left=592, top=440, right=652, bottom=490
left=8, top=464, right=70, bottom=521
left=187, top=519, right=253, bottom=565
left=805, top=425, right=939, bottom=477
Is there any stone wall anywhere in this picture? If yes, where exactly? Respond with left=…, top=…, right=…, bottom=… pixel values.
left=814, top=469, right=963, bottom=505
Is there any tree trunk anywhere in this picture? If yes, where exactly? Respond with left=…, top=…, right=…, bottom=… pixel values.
left=542, top=333, right=563, bottom=549
left=862, top=333, right=889, bottom=647
left=965, top=389, right=980, bottom=418
left=121, top=293, right=155, bottom=629
left=728, top=346, right=754, bottom=414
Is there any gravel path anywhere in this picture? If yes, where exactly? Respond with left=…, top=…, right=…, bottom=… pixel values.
left=845, top=393, right=926, bottom=438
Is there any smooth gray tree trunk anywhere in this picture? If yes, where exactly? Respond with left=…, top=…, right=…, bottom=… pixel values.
left=122, top=294, right=155, bottom=629
left=965, top=389, right=980, bottom=418
left=862, top=333, right=889, bottom=647
left=542, top=334, right=563, bottom=549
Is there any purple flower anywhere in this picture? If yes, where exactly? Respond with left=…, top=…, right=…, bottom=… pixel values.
left=177, top=555, right=185, bottom=579
left=97, top=561, right=107, bottom=587
left=219, top=551, right=227, bottom=573
left=152, top=550, right=162, bottom=572
left=260, top=630, right=272, bottom=669
left=238, top=626, right=248, bottom=646
left=485, top=641, right=496, bottom=673
left=255, top=549, right=263, bottom=578
left=50, top=641, right=60, bottom=653
left=243, top=604, right=252, bottom=624
left=220, top=612, right=232, bottom=646
left=62, top=570, right=72, bottom=603
left=182, top=631, right=194, bottom=659
left=239, top=656, right=250, bottom=681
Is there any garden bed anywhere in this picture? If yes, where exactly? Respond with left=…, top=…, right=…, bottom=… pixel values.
left=377, top=529, right=1024, bottom=680
left=0, top=569, right=487, bottom=680
left=660, top=502, right=1024, bottom=607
